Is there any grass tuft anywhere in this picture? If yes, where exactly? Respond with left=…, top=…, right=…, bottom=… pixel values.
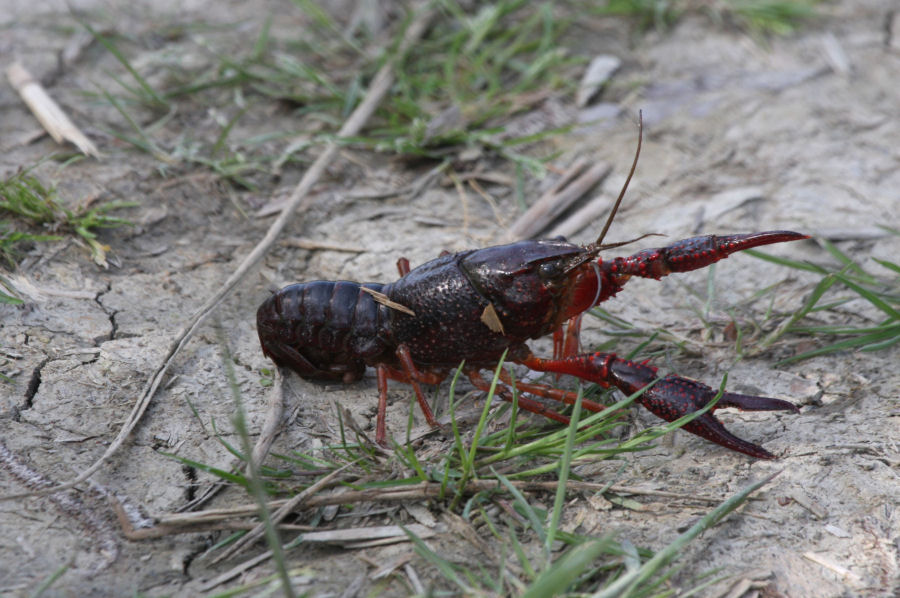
left=87, top=0, right=577, bottom=186
left=724, top=0, right=821, bottom=36
left=747, top=235, right=899, bottom=363
left=0, top=169, right=135, bottom=268
left=592, top=0, right=821, bottom=35
left=167, top=343, right=743, bottom=595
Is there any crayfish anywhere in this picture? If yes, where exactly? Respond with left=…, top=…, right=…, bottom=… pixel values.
left=257, top=121, right=807, bottom=459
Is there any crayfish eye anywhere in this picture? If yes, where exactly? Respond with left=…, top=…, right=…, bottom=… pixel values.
left=538, top=261, right=564, bottom=281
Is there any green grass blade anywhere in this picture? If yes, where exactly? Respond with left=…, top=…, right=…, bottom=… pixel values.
left=0, top=275, right=23, bottom=304
left=217, top=327, right=296, bottom=598
left=82, top=23, right=169, bottom=109
left=495, top=470, right=548, bottom=545
left=777, top=324, right=900, bottom=365
left=820, top=238, right=878, bottom=284
left=754, top=269, right=842, bottom=353
left=592, top=471, right=780, bottom=598
left=159, top=453, right=249, bottom=488
left=460, top=351, right=507, bottom=477
left=402, top=523, right=472, bottom=592
left=871, top=257, right=900, bottom=275
left=545, top=386, right=583, bottom=553
left=861, top=334, right=900, bottom=351
left=744, top=248, right=827, bottom=274
left=522, top=537, right=616, bottom=598
left=98, top=87, right=174, bottom=162
left=832, top=272, right=900, bottom=320
left=0, top=289, right=23, bottom=305
left=27, top=560, right=71, bottom=598
left=288, top=0, right=362, bottom=54
left=502, top=367, right=522, bottom=451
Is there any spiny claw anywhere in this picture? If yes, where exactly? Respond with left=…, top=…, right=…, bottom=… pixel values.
left=523, top=352, right=799, bottom=459
left=606, top=230, right=810, bottom=280
left=636, top=375, right=799, bottom=460
left=663, top=231, right=810, bottom=274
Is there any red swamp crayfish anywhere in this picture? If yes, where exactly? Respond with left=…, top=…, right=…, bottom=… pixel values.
left=257, top=126, right=808, bottom=459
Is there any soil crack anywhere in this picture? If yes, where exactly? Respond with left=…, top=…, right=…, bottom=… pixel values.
left=885, top=9, right=896, bottom=48
left=22, top=356, right=49, bottom=414
left=182, top=464, right=198, bottom=503
left=94, top=282, right=117, bottom=342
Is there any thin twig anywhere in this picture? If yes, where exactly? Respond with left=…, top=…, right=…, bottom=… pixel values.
left=281, top=238, right=366, bottom=253
left=506, top=159, right=611, bottom=241
left=122, top=478, right=742, bottom=540
left=206, top=527, right=432, bottom=592
left=212, top=462, right=353, bottom=564
left=0, top=4, right=437, bottom=502
left=252, top=367, right=286, bottom=466
left=108, top=493, right=315, bottom=540
left=199, top=550, right=275, bottom=592
left=338, top=573, right=367, bottom=598
left=299, top=479, right=745, bottom=508
left=7, top=62, right=101, bottom=157
left=549, top=192, right=614, bottom=239
left=345, top=159, right=450, bottom=201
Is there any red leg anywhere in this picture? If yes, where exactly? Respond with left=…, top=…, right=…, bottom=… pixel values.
left=563, top=314, right=582, bottom=358
left=497, top=369, right=610, bottom=414
left=398, top=250, right=451, bottom=277
left=461, top=364, right=616, bottom=431
left=520, top=352, right=798, bottom=459
left=467, top=370, right=571, bottom=425
left=553, top=327, right=564, bottom=361
left=374, top=345, right=447, bottom=446
left=376, top=366, right=390, bottom=445
left=552, top=314, right=583, bottom=361
left=395, top=345, right=442, bottom=430
left=551, top=315, right=583, bottom=383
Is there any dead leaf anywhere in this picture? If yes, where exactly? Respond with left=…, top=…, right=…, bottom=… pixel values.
left=361, top=286, right=415, bottom=316
left=480, top=302, right=505, bottom=334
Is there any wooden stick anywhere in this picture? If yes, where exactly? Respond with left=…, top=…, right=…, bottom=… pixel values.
left=7, top=62, right=100, bottom=157
left=211, top=462, right=352, bottom=563
left=281, top=238, right=366, bottom=253
left=548, top=192, right=614, bottom=239
left=506, top=160, right=611, bottom=240
left=124, top=479, right=743, bottom=539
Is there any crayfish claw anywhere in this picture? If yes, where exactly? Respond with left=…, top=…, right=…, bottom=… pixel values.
left=604, top=230, right=810, bottom=282
left=681, top=411, right=779, bottom=460
left=520, top=352, right=797, bottom=459
left=715, top=389, right=801, bottom=414
left=640, top=375, right=796, bottom=460
left=662, top=231, right=810, bottom=274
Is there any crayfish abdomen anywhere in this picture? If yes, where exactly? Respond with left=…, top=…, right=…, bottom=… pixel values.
left=256, top=280, right=394, bottom=383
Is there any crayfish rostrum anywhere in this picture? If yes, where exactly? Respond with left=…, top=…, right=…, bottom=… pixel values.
left=257, top=124, right=807, bottom=459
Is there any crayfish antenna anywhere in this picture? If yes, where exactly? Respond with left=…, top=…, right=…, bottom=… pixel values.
left=594, top=110, right=643, bottom=248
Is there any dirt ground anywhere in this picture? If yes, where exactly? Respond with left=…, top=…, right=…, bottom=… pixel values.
left=1, top=0, right=898, bottom=596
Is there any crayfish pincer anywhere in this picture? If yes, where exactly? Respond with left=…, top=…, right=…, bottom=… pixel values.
left=257, top=230, right=807, bottom=458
